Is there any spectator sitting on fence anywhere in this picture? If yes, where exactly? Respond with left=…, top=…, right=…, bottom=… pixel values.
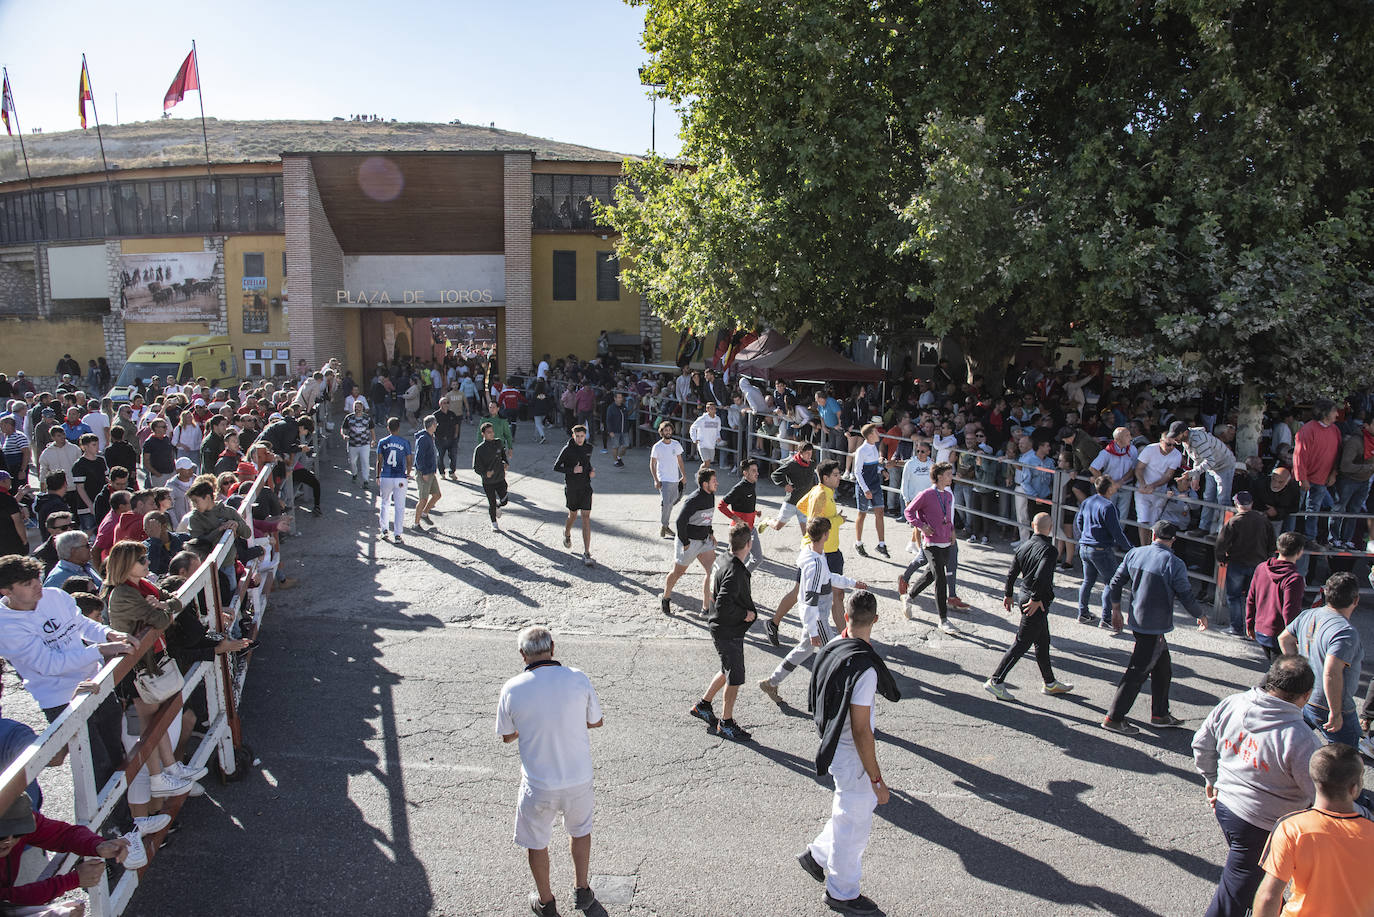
left=0, top=792, right=134, bottom=915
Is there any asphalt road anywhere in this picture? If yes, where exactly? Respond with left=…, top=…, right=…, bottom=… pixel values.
left=20, top=427, right=1370, bottom=916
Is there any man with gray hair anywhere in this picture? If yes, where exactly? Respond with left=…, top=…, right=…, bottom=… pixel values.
left=497, top=626, right=604, bottom=917
left=43, top=530, right=102, bottom=591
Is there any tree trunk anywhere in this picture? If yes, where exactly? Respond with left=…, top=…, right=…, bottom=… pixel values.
left=957, top=321, right=1021, bottom=388
left=1235, top=383, right=1265, bottom=461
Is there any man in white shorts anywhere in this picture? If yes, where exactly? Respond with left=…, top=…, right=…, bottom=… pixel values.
left=496, top=626, right=604, bottom=917
left=690, top=401, right=723, bottom=469
left=649, top=421, right=686, bottom=539
left=1133, top=431, right=1183, bottom=543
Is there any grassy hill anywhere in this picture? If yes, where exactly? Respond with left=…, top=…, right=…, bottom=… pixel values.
left=0, top=118, right=634, bottom=182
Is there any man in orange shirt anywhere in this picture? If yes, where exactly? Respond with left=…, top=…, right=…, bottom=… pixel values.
left=1253, top=743, right=1374, bottom=916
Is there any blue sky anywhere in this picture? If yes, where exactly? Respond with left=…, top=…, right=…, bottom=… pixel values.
left=0, top=0, right=683, bottom=157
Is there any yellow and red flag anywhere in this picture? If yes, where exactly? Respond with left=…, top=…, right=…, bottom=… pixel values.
left=1, top=75, right=14, bottom=136
left=78, top=58, right=92, bottom=129
left=163, top=48, right=199, bottom=111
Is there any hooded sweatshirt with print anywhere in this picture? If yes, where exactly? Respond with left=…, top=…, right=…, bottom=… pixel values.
left=1192, top=687, right=1319, bottom=830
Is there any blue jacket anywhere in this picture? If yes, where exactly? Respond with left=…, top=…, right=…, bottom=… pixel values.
left=414, top=430, right=438, bottom=475
left=1075, top=493, right=1132, bottom=552
left=1016, top=453, right=1055, bottom=500
left=1108, top=542, right=1207, bottom=634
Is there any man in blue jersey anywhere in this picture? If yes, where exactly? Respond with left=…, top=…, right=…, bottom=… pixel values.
left=375, top=417, right=412, bottom=544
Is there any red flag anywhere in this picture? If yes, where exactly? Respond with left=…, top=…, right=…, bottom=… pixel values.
left=78, top=59, right=92, bottom=129
left=163, top=49, right=199, bottom=111
left=1, top=76, right=13, bottom=136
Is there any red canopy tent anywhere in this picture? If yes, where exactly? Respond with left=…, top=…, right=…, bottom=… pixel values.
left=732, top=330, right=885, bottom=383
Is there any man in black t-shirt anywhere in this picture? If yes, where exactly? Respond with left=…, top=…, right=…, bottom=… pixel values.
left=70, top=434, right=107, bottom=534
left=141, top=419, right=176, bottom=487
left=0, top=472, right=25, bottom=557
left=553, top=425, right=596, bottom=567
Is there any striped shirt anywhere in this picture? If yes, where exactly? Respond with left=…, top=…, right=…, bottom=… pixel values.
left=1181, top=427, right=1235, bottom=474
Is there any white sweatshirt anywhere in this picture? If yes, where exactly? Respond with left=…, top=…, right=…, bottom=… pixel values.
left=0, top=588, right=114, bottom=709
left=690, top=412, right=722, bottom=449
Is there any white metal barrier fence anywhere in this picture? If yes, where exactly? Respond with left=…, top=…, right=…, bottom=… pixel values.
left=0, top=462, right=277, bottom=916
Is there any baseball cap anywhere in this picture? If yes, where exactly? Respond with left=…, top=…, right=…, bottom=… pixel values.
left=1056, top=426, right=1075, bottom=440
left=14, top=371, right=22, bottom=377
left=1166, top=421, right=1189, bottom=439
left=0, top=470, right=11, bottom=483
left=0, top=794, right=36, bottom=837
left=1233, top=490, right=1253, bottom=507
left=175, top=457, right=196, bottom=471
left=1152, top=520, right=1179, bottom=539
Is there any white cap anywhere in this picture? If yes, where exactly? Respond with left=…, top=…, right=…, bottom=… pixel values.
left=174, top=457, right=196, bottom=470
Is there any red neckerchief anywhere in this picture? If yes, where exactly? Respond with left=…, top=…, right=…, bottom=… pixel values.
left=131, top=578, right=167, bottom=651
left=1104, top=441, right=1131, bottom=456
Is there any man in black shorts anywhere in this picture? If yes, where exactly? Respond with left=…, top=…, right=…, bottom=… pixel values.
left=689, top=522, right=757, bottom=741
left=554, top=424, right=596, bottom=567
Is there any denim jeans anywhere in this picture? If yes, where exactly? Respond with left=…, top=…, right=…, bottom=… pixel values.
left=1204, top=799, right=1272, bottom=917
left=1334, top=477, right=1372, bottom=543
left=1223, top=563, right=1256, bottom=633
left=1077, top=548, right=1120, bottom=621
left=1302, top=702, right=1360, bottom=747
left=1199, top=469, right=1233, bottom=534
left=1302, top=483, right=1335, bottom=540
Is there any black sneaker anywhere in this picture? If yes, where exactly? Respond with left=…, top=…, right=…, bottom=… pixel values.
left=1150, top=714, right=1187, bottom=729
left=661, top=596, right=671, bottom=615
left=716, top=719, right=751, bottom=741
left=689, top=700, right=717, bottom=726
left=499, top=497, right=510, bottom=507
left=1077, top=613, right=1100, bottom=626
left=528, top=893, right=560, bottom=916
left=1101, top=717, right=1139, bottom=735
left=875, top=544, right=890, bottom=558
left=613, top=459, right=624, bottom=467
left=855, top=544, right=869, bottom=558
left=764, top=619, right=781, bottom=646
left=1057, top=560, right=1073, bottom=571
left=824, top=892, right=879, bottom=914
left=797, top=850, right=825, bottom=883
left=394, top=535, right=405, bottom=545
left=573, top=886, right=596, bottom=911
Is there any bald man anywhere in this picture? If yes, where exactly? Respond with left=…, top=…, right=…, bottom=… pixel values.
left=985, top=513, right=1074, bottom=701
left=1089, top=426, right=1139, bottom=524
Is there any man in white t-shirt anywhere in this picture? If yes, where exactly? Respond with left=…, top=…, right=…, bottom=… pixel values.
left=649, top=420, right=686, bottom=538
left=536, top=355, right=550, bottom=380
left=81, top=405, right=111, bottom=451
left=689, top=402, right=723, bottom=469
left=1133, top=432, right=1183, bottom=541
left=497, top=627, right=604, bottom=917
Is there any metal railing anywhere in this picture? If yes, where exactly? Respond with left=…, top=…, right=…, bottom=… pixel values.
left=0, top=463, right=277, bottom=917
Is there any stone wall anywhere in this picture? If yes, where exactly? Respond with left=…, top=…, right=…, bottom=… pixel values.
left=283, top=157, right=346, bottom=369
left=503, top=153, right=533, bottom=373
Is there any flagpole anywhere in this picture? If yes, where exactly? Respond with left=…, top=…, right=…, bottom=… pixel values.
left=191, top=40, right=218, bottom=232
left=2, top=68, right=44, bottom=239
left=82, top=54, right=121, bottom=235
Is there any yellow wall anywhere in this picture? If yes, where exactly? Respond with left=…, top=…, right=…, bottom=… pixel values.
left=532, top=234, right=641, bottom=361
left=223, top=234, right=288, bottom=355
left=0, top=316, right=105, bottom=377
left=120, top=237, right=204, bottom=255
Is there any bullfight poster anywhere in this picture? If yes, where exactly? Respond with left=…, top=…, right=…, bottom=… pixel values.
left=118, top=252, right=220, bottom=322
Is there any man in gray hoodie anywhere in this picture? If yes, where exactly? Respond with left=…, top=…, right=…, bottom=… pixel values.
left=1192, top=655, right=1318, bottom=917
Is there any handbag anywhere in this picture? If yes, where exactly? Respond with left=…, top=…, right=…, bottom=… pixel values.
left=134, top=654, right=185, bottom=705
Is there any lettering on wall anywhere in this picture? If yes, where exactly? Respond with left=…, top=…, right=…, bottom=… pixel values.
left=335, top=289, right=495, bottom=305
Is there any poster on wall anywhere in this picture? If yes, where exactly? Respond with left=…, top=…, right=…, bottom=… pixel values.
left=242, top=291, right=270, bottom=333
left=118, top=252, right=219, bottom=322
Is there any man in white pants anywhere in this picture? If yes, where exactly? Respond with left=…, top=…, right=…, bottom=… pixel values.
left=374, top=417, right=411, bottom=544
left=497, top=626, right=604, bottom=917
left=760, top=518, right=864, bottom=704
left=341, top=398, right=374, bottom=492
left=797, top=590, right=895, bottom=914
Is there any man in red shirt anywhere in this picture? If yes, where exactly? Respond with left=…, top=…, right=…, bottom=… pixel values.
left=1292, top=398, right=1342, bottom=545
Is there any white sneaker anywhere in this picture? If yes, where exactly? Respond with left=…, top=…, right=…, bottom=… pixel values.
left=939, top=619, right=959, bottom=635
left=167, top=761, right=209, bottom=783
left=121, top=830, right=148, bottom=869
left=133, top=813, right=171, bottom=836
left=583, top=553, right=595, bottom=567
left=905, top=541, right=918, bottom=555
left=184, top=780, right=205, bottom=797
left=491, top=522, right=500, bottom=533
left=902, top=593, right=914, bottom=620
left=149, top=771, right=194, bottom=798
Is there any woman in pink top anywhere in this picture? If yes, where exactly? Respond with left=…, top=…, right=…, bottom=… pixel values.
left=901, top=461, right=960, bottom=634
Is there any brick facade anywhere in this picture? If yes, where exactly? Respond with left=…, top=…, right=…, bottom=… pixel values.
left=283, top=157, right=346, bottom=371
left=503, top=153, right=533, bottom=373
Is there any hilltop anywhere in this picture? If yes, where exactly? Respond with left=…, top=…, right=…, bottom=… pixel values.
left=0, top=118, right=635, bottom=182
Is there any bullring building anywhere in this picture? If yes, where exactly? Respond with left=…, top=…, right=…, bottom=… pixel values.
left=0, top=119, right=680, bottom=384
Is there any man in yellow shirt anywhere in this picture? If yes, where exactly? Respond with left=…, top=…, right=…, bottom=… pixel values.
left=797, top=461, right=848, bottom=632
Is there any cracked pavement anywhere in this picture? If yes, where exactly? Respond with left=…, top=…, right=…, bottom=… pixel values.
left=48, top=430, right=1367, bottom=916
